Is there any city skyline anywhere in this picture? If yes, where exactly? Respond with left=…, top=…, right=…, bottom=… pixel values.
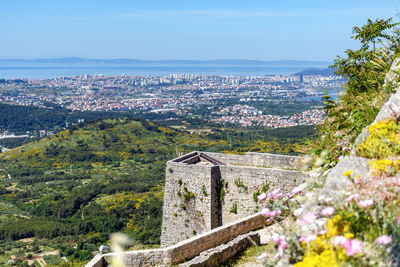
left=1, top=0, right=399, bottom=61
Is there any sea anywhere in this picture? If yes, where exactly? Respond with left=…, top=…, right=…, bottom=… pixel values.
left=0, top=62, right=330, bottom=79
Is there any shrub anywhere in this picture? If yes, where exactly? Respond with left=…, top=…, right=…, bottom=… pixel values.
left=312, top=18, right=400, bottom=172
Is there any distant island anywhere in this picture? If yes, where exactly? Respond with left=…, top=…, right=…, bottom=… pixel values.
left=0, top=57, right=331, bottom=66
left=293, top=68, right=335, bottom=76
left=0, top=57, right=333, bottom=79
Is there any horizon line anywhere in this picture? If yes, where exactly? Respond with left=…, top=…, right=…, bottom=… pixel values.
left=0, top=57, right=332, bottom=63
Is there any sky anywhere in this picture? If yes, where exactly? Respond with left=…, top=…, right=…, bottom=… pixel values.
left=0, top=0, right=399, bottom=61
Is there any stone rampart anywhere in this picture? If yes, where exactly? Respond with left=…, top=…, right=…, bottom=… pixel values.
left=219, top=165, right=305, bottom=225
left=160, top=161, right=219, bottom=246
left=86, top=213, right=268, bottom=267
left=161, top=151, right=306, bottom=246
left=203, top=151, right=302, bottom=169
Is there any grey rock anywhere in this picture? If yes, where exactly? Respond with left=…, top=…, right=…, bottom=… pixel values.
left=374, top=90, right=400, bottom=122
left=324, top=156, right=370, bottom=193
left=384, top=58, right=400, bottom=86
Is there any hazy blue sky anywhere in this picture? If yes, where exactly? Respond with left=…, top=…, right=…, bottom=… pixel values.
left=1, top=0, right=399, bottom=61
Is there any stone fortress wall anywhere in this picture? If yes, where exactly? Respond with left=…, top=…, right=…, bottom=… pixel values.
left=86, top=213, right=269, bottom=267
left=161, top=151, right=307, bottom=246
left=87, top=151, right=307, bottom=267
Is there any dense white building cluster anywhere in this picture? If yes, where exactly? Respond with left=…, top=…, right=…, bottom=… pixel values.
left=214, top=107, right=325, bottom=127
left=0, top=73, right=343, bottom=128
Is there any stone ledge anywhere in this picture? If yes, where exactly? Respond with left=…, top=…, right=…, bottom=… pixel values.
left=86, top=213, right=269, bottom=267
left=178, top=231, right=260, bottom=267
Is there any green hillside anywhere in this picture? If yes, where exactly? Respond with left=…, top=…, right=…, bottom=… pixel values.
left=0, top=117, right=314, bottom=265
left=0, top=102, right=136, bottom=134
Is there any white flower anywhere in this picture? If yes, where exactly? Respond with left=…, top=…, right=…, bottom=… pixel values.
left=294, top=207, right=304, bottom=217
left=358, top=199, right=374, bottom=208
left=257, top=252, right=267, bottom=261
left=301, top=212, right=318, bottom=224
left=333, top=236, right=347, bottom=246
left=257, top=192, right=267, bottom=202
left=300, top=234, right=317, bottom=244
left=320, top=207, right=335, bottom=216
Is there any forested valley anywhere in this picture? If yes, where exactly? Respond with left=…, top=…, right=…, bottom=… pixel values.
left=0, top=111, right=315, bottom=265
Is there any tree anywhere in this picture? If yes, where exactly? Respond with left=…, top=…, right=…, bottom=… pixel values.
left=352, top=18, right=399, bottom=50
left=314, top=17, right=400, bottom=170
left=333, top=18, right=399, bottom=94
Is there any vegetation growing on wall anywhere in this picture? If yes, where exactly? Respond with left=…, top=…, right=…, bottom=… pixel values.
left=215, top=179, right=227, bottom=203
left=183, top=186, right=195, bottom=201
left=234, top=178, right=248, bottom=193
left=230, top=202, right=238, bottom=214
left=202, top=185, right=208, bottom=196
left=252, top=180, right=270, bottom=202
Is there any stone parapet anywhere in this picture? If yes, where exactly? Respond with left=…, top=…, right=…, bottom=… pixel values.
left=86, top=213, right=269, bottom=267
left=202, top=151, right=302, bottom=169
left=178, top=231, right=260, bottom=267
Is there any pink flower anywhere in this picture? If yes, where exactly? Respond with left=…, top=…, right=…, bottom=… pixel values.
left=277, top=239, right=287, bottom=255
left=257, top=193, right=267, bottom=202
left=301, top=212, right=318, bottom=224
left=358, top=199, right=374, bottom=208
left=294, top=207, right=304, bottom=217
left=284, top=193, right=293, bottom=199
left=320, top=207, right=335, bottom=216
left=260, top=209, right=281, bottom=219
left=271, top=233, right=283, bottom=242
left=317, top=230, right=327, bottom=236
left=268, top=188, right=282, bottom=199
left=291, top=186, right=302, bottom=195
left=345, top=193, right=359, bottom=203
left=342, top=239, right=363, bottom=256
left=273, top=250, right=284, bottom=260
left=269, top=189, right=282, bottom=199
left=269, top=210, right=282, bottom=217
left=271, top=234, right=287, bottom=260
left=375, top=235, right=392, bottom=245
left=333, top=236, right=347, bottom=246
left=278, top=239, right=287, bottom=251
left=300, top=234, right=317, bottom=244
left=260, top=208, right=270, bottom=217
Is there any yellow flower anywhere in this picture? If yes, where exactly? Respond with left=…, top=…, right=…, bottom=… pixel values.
left=357, top=118, right=400, bottom=159
left=343, top=170, right=353, bottom=177
left=295, top=216, right=351, bottom=266
left=369, top=159, right=400, bottom=176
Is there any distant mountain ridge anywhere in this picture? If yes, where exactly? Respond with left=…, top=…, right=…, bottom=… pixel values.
left=293, top=68, right=336, bottom=76
left=0, top=57, right=331, bottom=66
